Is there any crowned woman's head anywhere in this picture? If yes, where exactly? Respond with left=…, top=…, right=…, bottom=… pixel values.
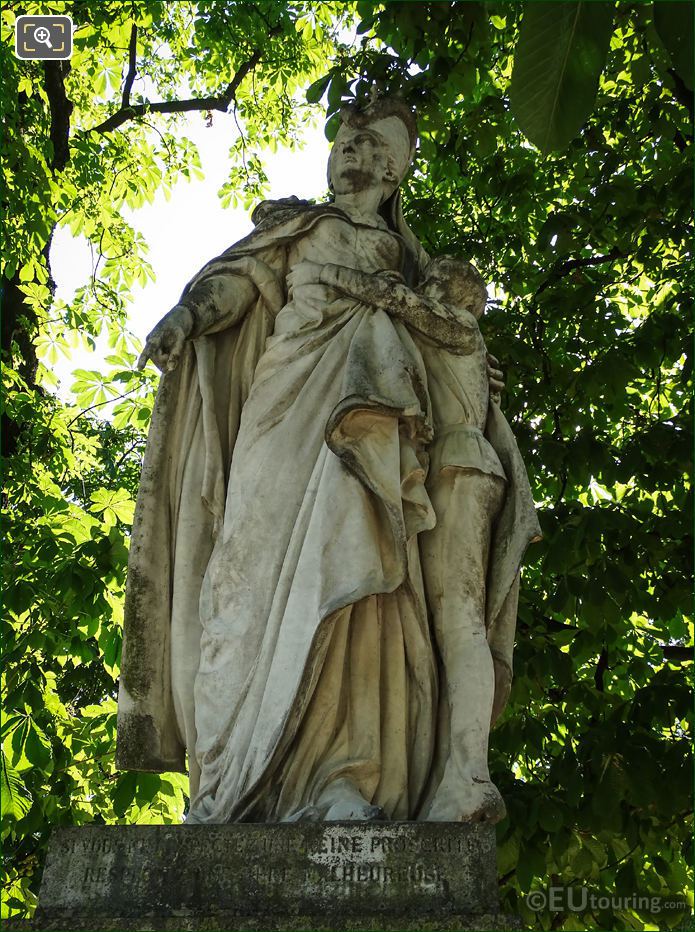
left=327, top=97, right=417, bottom=204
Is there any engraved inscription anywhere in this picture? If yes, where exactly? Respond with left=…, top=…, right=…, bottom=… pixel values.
left=257, top=833, right=305, bottom=855
left=247, top=864, right=289, bottom=884
left=313, top=834, right=364, bottom=855
left=327, top=862, right=443, bottom=887
left=83, top=867, right=108, bottom=884
left=370, top=834, right=470, bottom=854
left=65, top=836, right=147, bottom=856
left=45, top=825, right=493, bottom=918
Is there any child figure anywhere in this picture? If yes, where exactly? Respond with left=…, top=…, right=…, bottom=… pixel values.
left=288, top=255, right=512, bottom=823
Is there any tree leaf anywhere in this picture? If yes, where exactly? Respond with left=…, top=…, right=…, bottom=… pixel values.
left=9, top=719, right=30, bottom=771
left=305, top=74, right=331, bottom=104
left=23, top=723, right=52, bottom=770
left=539, top=800, right=565, bottom=833
left=113, top=772, right=138, bottom=818
left=1, top=752, right=32, bottom=820
left=653, top=1, right=694, bottom=90
left=510, top=2, right=616, bottom=153
left=135, top=773, right=162, bottom=805
left=89, top=488, right=135, bottom=526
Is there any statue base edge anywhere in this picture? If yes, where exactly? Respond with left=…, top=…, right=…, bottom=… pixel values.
left=28, top=912, right=522, bottom=931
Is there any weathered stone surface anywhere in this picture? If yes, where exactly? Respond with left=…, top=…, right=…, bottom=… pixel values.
left=34, top=822, right=521, bottom=931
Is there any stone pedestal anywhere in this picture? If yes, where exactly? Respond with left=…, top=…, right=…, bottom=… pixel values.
left=35, top=823, right=520, bottom=930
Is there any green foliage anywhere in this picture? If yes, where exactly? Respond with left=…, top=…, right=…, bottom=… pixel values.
left=510, top=2, right=615, bottom=153
left=653, top=1, right=694, bottom=91
left=2, top=1, right=692, bottom=930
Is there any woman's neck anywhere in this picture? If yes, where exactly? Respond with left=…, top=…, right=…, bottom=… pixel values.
left=333, top=188, right=383, bottom=221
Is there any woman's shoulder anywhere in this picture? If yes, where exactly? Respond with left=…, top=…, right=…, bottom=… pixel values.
left=251, top=196, right=319, bottom=229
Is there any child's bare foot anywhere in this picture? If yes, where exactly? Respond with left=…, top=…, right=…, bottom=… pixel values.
left=424, top=774, right=506, bottom=824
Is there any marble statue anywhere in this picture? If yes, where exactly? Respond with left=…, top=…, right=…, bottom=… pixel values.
left=116, top=98, right=541, bottom=826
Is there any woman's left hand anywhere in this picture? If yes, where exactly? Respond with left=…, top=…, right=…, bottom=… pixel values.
left=487, top=352, right=505, bottom=404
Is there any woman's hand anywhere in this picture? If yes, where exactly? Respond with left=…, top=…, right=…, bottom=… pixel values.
left=137, top=304, right=195, bottom=373
left=377, top=270, right=405, bottom=284
left=286, top=260, right=324, bottom=291
left=487, top=352, right=505, bottom=405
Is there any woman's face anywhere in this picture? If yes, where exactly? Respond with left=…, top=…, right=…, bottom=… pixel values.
left=330, top=125, right=392, bottom=195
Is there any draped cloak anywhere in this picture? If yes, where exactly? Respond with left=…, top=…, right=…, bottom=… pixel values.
left=116, top=198, right=540, bottom=822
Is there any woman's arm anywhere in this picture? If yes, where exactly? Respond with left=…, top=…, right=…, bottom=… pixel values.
left=184, top=272, right=259, bottom=336
left=316, top=261, right=480, bottom=355
left=138, top=271, right=259, bottom=372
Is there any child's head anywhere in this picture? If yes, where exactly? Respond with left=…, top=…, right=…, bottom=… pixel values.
left=419, top=256, right=487, bottom=319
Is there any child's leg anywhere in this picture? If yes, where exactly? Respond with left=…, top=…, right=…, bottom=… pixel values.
left=420, top=468, right=506, bottom=822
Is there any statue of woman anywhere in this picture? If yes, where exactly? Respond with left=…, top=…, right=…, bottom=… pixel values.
left=116, top=99, right=539, bottom=825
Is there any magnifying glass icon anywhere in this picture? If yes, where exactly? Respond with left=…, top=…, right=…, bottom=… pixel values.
left=33, top=25, right=53, bottom=49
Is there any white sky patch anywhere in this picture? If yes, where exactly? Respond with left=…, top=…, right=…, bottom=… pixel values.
left=50, top=111, right=331, bottom=397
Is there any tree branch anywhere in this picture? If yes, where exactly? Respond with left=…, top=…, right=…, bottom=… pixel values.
left=42, top=61, right=73, bottom=171
left=535, top=246, right=625, bottom=298
left=88, top=47, right=264, bottom=135
left=121, top=23, right=138, bottom=110
left=3, top=65, right=72, bottom=455
left=667, top=67, right=694, bottom=124
left=65, top=388, right=138, bottom=429
left=594, top=647, right=608, bottom=692
left=663, top=645, right=693, bottom=662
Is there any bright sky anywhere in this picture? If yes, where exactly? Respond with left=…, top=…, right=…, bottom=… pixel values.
left=51, top=111, right=331, bottom=396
